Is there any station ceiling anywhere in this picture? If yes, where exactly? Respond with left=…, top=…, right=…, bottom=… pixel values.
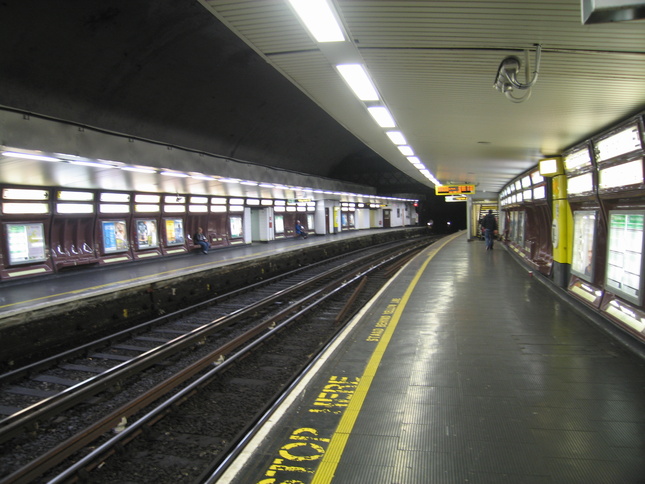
left=0, top=0, right=644, bottom=201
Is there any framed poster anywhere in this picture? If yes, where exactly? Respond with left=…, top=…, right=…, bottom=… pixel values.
left=164, top=218, right=185, bottom=246
left=6, top=222, right=47, bottom=265
left=571, top=211, right=597, bottom=280
left=102, top=220, right=129, bottom=253
left=606, top=211, right=645, bottom=305
left=136, top=219, right=159, bottom=249
left=230, top=215, right=243, bottom=238
left=275, top=215, right=284, bottom=234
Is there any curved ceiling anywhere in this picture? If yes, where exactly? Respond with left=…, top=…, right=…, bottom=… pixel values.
left=0, top=0, right=644, bottom=200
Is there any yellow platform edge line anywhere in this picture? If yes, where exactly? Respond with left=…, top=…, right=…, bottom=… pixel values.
left=311, top=232, right=461, bottom=484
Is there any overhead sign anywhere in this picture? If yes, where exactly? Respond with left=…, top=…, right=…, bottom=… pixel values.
left=446, top=196, right=469, bottom=202
left=435, top=184, right=476, bottom=196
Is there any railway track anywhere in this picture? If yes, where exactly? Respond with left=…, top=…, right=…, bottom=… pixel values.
left=0, top=236, right=438, bottom=483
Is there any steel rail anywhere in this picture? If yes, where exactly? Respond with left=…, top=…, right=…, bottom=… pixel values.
left=44, top=239, right=419, bottom=484
left=0, top=238, right=431, bottom=449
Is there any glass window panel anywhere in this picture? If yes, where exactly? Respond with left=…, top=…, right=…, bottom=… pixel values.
left=56, top=203, right=94, bottom=214
left=58, top=191, right=93, bottom=201
left=164, top=205, right=186, bottom=213
left=599, top=159, right=643, bottom=189
left=3, top=202, right=49, bottom=214
left=564, top=148, right=592, bottom=172
left=568, top=173, right=593, bottom=195
left=101, top=193, right=130, bottom=202
left=100, top=204, right=130, bottom=213
left=135, top=204, right=160, bottom=213
left=135, top=194, right=160, bottom=203
left=597, top=125, right=642, bottom=162
left=188, top=205, right=208, bottom=213
left=3, top=188, right=49, bottom=200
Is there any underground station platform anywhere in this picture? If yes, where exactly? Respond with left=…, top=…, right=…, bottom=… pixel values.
left=212, top=232, right=645, bottom=484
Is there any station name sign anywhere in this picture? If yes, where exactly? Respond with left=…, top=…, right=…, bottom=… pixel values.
left=445, top=196, right=469, bottom=202
left=435, top=184, right=476, bottom=196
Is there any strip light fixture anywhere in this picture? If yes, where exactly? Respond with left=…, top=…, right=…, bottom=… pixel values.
left=285, top=0, right=442, bottom=187
left=386, top=131, right=407, bottom=145
left=286, top=0, right=345, bottom=42
left=336, top=64, right=379, bottom=101
left=2, top=151, right=60, bottom=162
left=367, top=107, right=396, bottom=128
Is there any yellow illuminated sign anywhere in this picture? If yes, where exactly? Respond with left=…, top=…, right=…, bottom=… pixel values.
left=435, top=185, right=475, bottom=196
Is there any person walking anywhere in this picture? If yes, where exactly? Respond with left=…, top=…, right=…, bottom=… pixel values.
left=481, top=210, right=498, bottom=250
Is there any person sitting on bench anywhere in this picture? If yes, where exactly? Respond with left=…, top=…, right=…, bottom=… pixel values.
left=194, top=227, right=210, bottom=254
left=295, top=220, right=308, bottom=239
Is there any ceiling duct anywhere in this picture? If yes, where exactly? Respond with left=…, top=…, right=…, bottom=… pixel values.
left=582, top=0, right=645, bottom=24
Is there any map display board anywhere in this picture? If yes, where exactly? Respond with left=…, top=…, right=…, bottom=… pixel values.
left=6, top=222, right=47, bottom=265
left=606, top=211, right=645, bottom=305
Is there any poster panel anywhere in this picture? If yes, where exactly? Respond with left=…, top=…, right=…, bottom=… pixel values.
left=230, top=215, right=243, bottom=238
left=275, top=215, right=284, bottom=234
left=606, top=211, right=645, bottom=305
left=571, top=211, right=597, bottom=280
left=102, top=220, right=129, bottom=253
left=136, top=219, right=159, bottom=249
left=6, top=222, right=47, bottom=265
left=165, top=218, right=185, bottom=246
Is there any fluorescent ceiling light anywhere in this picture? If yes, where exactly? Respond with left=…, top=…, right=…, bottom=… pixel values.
left=2, top=151, right=60, bottom=162
left=219, top=178, right=240, bottom=184
left=160, top=171, right=189, bottom=177
left=336, top=64, right=379, bottom=101
left=191, top=175, right=215, bottom=181
left=386, top=131, right=407, bottom=145
left=122, top=166, right=156, bottom=174
left=407, top=156, right=421, bottom=164
left=69, top=160, right=114, bottom=168
left=398, top=145, right=414, bottom=156
left=367, top=107, right=396, bottom=128
left=287, top=0, right=345, bottom=42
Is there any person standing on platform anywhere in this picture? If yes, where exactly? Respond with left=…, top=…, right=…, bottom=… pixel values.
left=481, top=210, right=498, bottom=250
left=194, top=227, right=210, bottom=254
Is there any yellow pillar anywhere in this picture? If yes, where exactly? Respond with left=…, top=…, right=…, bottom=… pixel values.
left=551, top=173, right=573, bottom=285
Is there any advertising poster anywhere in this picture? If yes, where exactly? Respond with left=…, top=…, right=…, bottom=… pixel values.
left=136, top=219, right=158, bottom=249
left=606, top=212, right=645, bottom=304
left=6, top=222, right=46, bottom=265
left=275, top=215, right=284, bottom=234
left=230, top=215, right=243, bottom=238
left=571, top=211, right=597, bottom=280
left=102, top=220, right=128, bottom=253
left=165, top=219, right=185, bottom=246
